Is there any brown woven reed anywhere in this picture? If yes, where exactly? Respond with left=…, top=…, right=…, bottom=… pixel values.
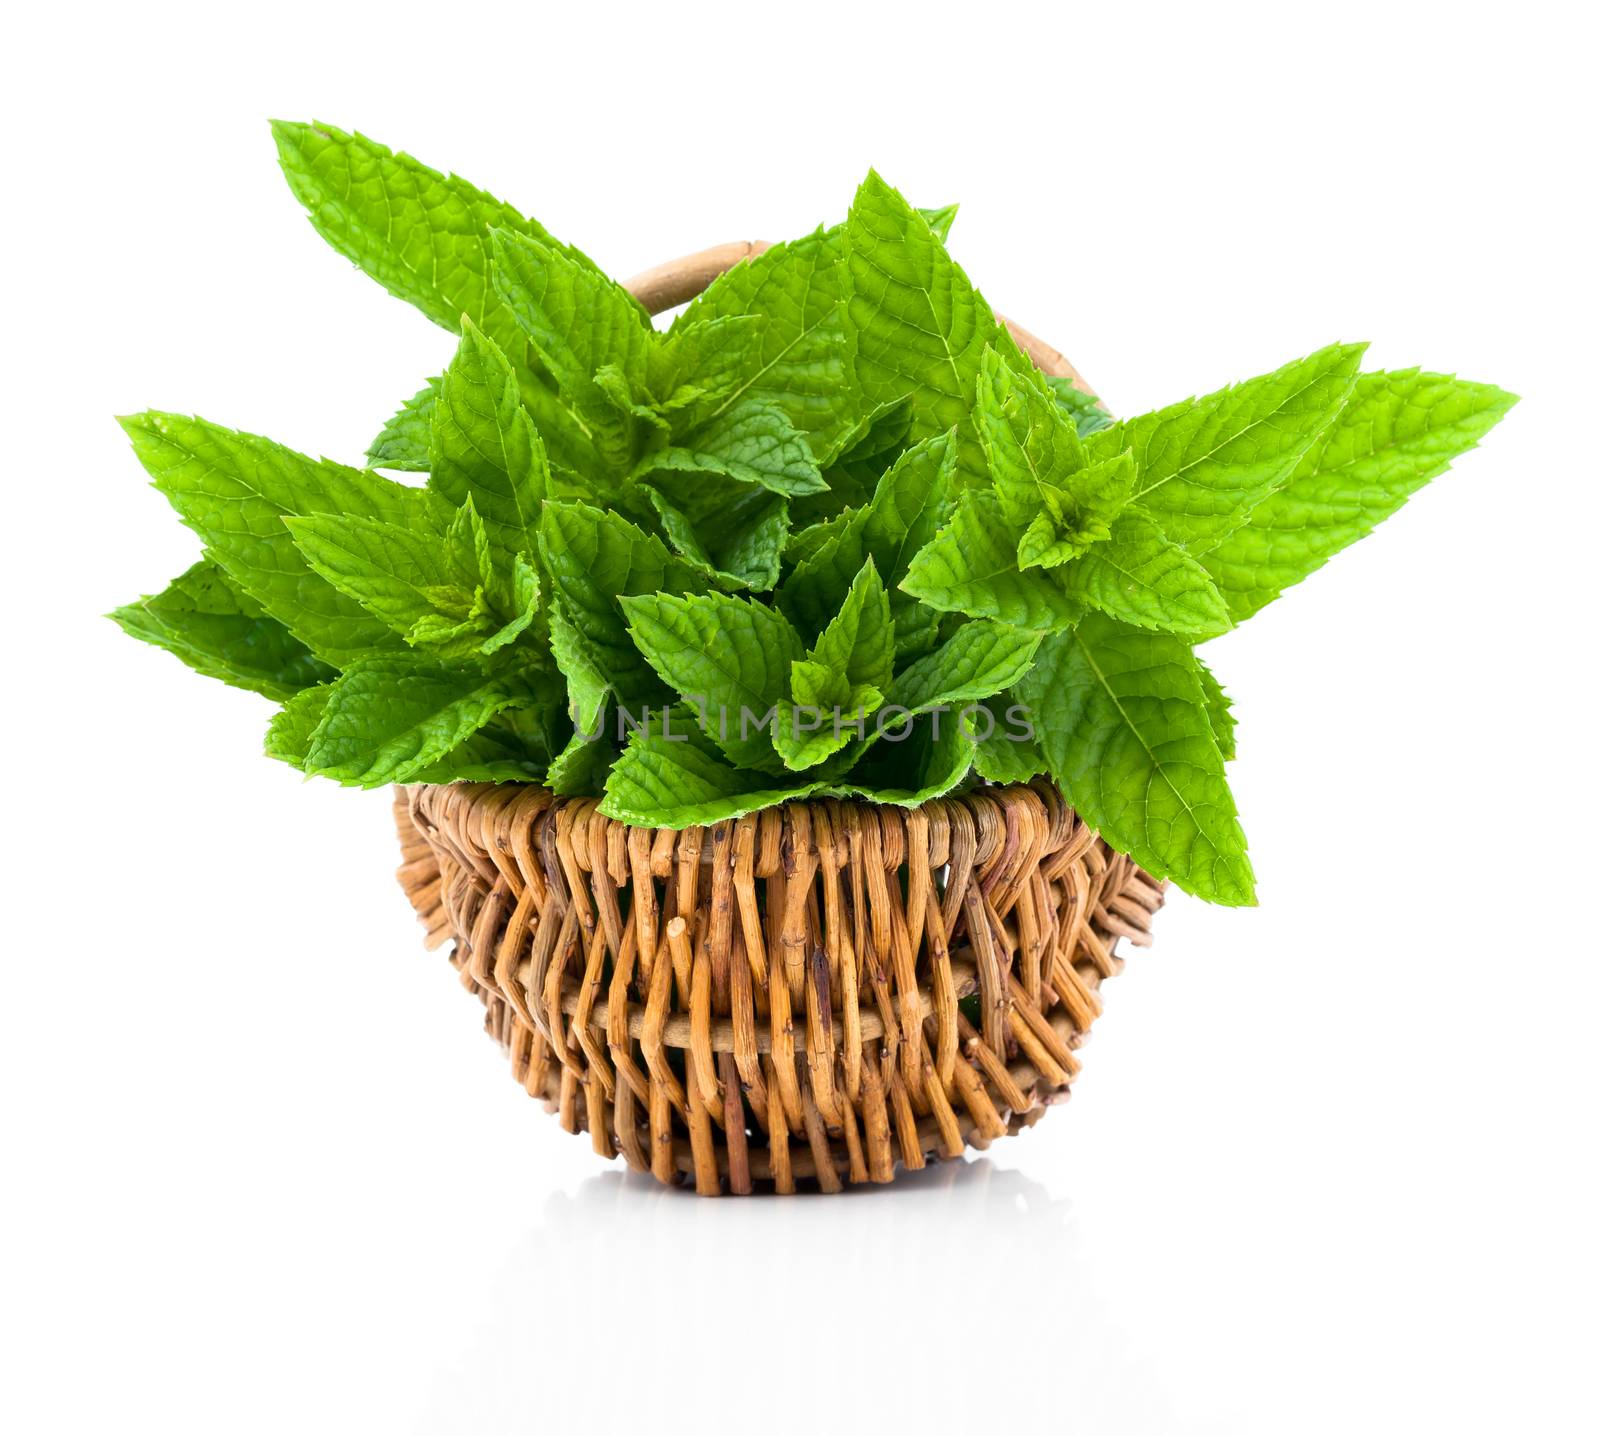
left=395, top=784, right=1163, bottom=1193
left=391, top=244, right=1161, bottom=1193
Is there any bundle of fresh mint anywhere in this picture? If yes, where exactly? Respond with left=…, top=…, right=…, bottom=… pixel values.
left=112, top=122, right=1514, bottom=904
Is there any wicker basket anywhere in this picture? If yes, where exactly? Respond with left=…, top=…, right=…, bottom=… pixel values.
left=392, top=245, right=1165, bottom=1193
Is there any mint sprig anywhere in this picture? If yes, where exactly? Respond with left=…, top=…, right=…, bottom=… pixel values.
left=112, top=126, right=1517, bottom=905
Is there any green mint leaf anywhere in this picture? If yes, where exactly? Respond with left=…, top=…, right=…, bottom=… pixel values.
left=1058, top=506, right=1234, bottom=638
left=901, top=490, right=1085, bottom=632
left=1086, top=342, right=1366, bottom=551
left=537, top=500, right=701, bottom=707
left=620, top=590, right=803, bottom=774
left=643, top=472, right=789, bottom=592
left=265, top=683, right=333, bottom=766
left=1042, top=374, right=1114, bottom=437
left=1198, top=370, right=1518, bottom=620
left=771, top=690, right=882, bottom=772
left=271, top=121, right=632, bottom=344
left=548, top=598, right=608, bottom=736
left=1017, top=615, right=1255, bottom=905
left=1012, top=452, right=1136, bottom=570
left=367, top=378, right=438, bottom=471
left=122, top=411, right=453, bottom=664
left=781, top=429, right=957, bottom=642
left=676, top=230, right=856, bottom=452
left=490, top=228, right=654, bottom=432
left=646, top=315, right=766, bottom=430
left=640, top=400, right=826, bottom=497
left=285, top=499, right=490, bottom=650
left=976, top=347, right=1134, bottom=565
left=978, top=345, right=1086, bottom=521
left=805, top=558, right=896, bottom=697
left=430, top=320, right=551, bottom=561
left=810, top=396, right=916, bottom=518
left=844, top=171, right=1006, bottom=489
left=478, top=554, right=542, bottom=655
left=111, top=559, right=334, bottom=701
left=886, top=620, right=1042, bottom=714
left=836, top=710, right=975, bottom=806
left=545, top=599, right=622, bottom=797
left=600, top=709, right=830, bottom=826
left=1195, top=654, right=1237, bottom=762
left=917, top=203, right=959, bottom=242
left=970, top=697, right=1046, bottom=784
left=302, top=653, right=540, bottom=786
left=404, top=706, right=561, bottom=782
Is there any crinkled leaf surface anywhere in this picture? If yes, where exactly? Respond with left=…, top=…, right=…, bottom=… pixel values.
left=368, top=378, right=438, bottom=471
left=621, top=591, right=802, bottom=773
left=901, top=491, right=1085, bottom=632
left=1087, top=342, right=1366, bottom=550
left=600, top=710, right=827, bottom=826
left=430, top=321, right=550, bottom=561
left=1017, top=615, right=1255, bottom=904
left=1059, top=506, right=1233, bottom=638
left=844, top=172, right=1005, bottom=490
left=111, top=558, right=334, bottom=701
left=1199, top=370, right=1517, bottom=620
left=123, top=412, right=452, bottom=664
left=302, top=654, right=543, bottom=786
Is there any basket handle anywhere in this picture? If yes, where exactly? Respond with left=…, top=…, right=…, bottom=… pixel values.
left=621, top=241, right=1095, bottom=395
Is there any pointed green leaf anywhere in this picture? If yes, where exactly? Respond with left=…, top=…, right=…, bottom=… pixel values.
left=1085, top=342, right=1366, bottom=550
left=490, top=228, right=654, bottom=400
left=123, top=411, right=451, bottom=664
left=646, top=315, right=766, bottom=431
left=970, top=697, right=1046, bottom=784
left=676, top=229, right=854, bottom=451
left=285, top=499, right=489, bottom=648
left=1195, top=655, right=1236, bottom=763
left=538, top=501, right=702, bottom=707
left=977, top=346, right=1085, bottom=523
left=600, top=711, right=828, bottom=826
left=886, top=620, right=1042, bottom=714
left=1198, top=370, right=1518, bottom=620
left=111, top=559, right=334, bottom=701
left=781, top=429, right=957, bottom=640
left=806, top=559, right=895, bottom=696
left=1042, top=374, right=1113, bottom=437
left=771, top=691, right=883, bottom=771
left=479, top=554, right=542, bottom=655
left=302, top=653, right=539, bottom=786
left=1058, top=506, right=1233, bottom=638
left=901, top=490, right=1085, bottom=632
left=620, top=590, right=803, bottom=774
left=265, top=683, right=333, bottom=766
left=430, top=320, right=550, bottom=559
left=271, top=120, right=632, bottom=347
left=843, top=172, right=1007, bottom=489
left=640, top=401, right=826, bottom=497
left=367, top=378, right=438, bottom=471
left=643, top=471, right=789, bottom=592
left=1017, top=615, right=1255, bottom=905
left=836, top=710, right=975, bottom=806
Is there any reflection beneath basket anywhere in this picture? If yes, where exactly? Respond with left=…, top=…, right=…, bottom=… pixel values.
left=412, top=1158, right=1181, bottom=1433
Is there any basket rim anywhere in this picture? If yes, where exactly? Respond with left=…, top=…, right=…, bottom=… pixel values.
left=399, top=776, right=1083, bottom=841
left=619, top=239, right=1097, bottom=395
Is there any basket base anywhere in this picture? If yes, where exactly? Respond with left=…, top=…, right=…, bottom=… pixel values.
left=395, top=783, right=1163, bottom=1195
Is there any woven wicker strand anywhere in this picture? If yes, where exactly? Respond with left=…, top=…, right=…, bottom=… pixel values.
left=393, top=244, right=1161, bottom=1193
left=395, top=784, right=1163, bottom=1193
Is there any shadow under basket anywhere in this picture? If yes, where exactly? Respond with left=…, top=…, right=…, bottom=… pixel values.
left=394, top=782, right=1164, bottom=1194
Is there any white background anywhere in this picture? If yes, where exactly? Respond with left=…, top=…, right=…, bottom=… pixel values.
left=4, top=3, right=1596, bottom=1432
